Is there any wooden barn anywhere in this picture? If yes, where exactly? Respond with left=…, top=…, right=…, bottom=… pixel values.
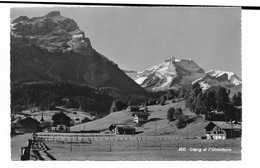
left=109, top=124, right=135, bottom=135
left=18, top=117, right=40, bottom=133
left=205, top=121, right=241, bottom=140
left=126, top=106, right=140, bottom=112
left=132, top=112, right=150, bottom=123
left=51, top=111, right=71, bottom=132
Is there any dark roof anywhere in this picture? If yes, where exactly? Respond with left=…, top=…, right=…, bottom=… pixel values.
left=127, top=106, right=140, bottom=109
left=19, top=117, right=40, bottom=125
left=205, top=121, right=241, bottom=130
left=132, top=112, right=150, bottom=116
left=52, top=111, right=71, bottom=121
left=114, top=124, right=134, bottom=129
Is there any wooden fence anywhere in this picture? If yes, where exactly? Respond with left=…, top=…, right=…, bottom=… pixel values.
left=37, top=132, right=184, bottom=144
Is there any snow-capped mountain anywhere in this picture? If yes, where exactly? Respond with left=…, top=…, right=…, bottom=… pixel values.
left=126, top=57, right=205, bottom=91
left=192, top=69, right=242, bottom=91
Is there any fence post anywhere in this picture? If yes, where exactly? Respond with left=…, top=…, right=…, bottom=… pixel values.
left=137, top=140, right=139, bottom=151
left=70, top=137, right=72, bottom=152
left=109, top=141, right=112, bottom=152
left=160, top=140, right=161, bottom=150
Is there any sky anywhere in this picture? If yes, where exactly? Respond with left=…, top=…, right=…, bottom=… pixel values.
left=10, top=6, right=241, bottom=78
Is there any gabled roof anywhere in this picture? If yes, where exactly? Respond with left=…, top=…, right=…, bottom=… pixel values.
left=19, top=117, right=40, bottom=125
left=132, top=112, right=150, bottom=116
left=127, top=105, right=140, bottom=108
left=115, top=124, right=134, bottom=129
left=205, top=121, right=241, bottom=130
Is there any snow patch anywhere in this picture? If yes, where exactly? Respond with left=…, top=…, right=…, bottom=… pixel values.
left=232, top=78, right=242, bottom=86
left=199, top=81, right=210, bottom=91
left=73, top=34, right=84, bottom=39
left=10, top=23, right=18, bottom=30
left=207, top=69, right=240, bottom=83
left=135, top=77, right=147, bottom=85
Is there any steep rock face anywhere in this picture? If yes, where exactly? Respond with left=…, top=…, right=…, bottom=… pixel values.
left=11, top=11, right=146, bottom=94
left=126, top=57, right=205, bottom=91
left=192, top=69, right=242, bottom=91
left=11, top=11, right=90, bottom=53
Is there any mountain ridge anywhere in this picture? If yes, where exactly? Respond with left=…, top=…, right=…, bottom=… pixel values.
left=11, top=11, right=146, bottom=95
left=125, top=56, right=205, bottom=91
left=125, top=57, right=241, bottom=92
left=192, top=69, right=242, bottom=91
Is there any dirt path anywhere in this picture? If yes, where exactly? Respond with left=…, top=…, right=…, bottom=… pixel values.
left=11, top=134, right=56, bottom=161
left=11, top=134, right=32, bottom=161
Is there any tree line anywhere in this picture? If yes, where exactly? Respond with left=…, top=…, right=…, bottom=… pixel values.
left=11, top=81, right=113, bottom=118
left=185, top=83, right=241, bottom=122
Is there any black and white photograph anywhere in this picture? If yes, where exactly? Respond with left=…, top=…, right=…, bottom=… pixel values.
left=4, top=0, right=260, bottom=163
left=8, top=5, right=243, bottom=161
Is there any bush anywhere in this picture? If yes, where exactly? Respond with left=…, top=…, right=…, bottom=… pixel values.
left=167, top=107, right=175, bottom=122
left=173, top=108, right=183, bottom=120
left=175, top=114, right=189, bottom=129
left=159, top=95, right=166, bottom=106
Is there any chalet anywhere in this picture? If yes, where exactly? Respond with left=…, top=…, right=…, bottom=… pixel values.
left=132, top=112, right=150, bottom=123
left=51, top=111, right=71, bottom=132
left=126, top=106, right=140, bottom=112
left=18, top=117, right=40, bottom=133
left=205, top=121, right=242, bottom=140
left=109, top=124, right=135, bottom=135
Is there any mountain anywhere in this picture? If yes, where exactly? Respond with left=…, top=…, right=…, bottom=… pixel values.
left=192, top=69, right=242, bottom=91
left=126, top=57, right=205, bottom=92
left=11, top=11, right=146, bottom=95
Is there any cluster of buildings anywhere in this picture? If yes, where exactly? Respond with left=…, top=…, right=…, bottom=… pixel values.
left=11, top=111, right=72, bottom=134
left=11, top=105, right=242, bottom=140
left=109, top=105, right=150, bottom=135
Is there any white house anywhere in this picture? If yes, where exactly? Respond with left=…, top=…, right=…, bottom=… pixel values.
left=132, top=112, right=150, bottom=123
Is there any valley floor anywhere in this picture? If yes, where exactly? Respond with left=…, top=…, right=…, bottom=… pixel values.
left=42, top=138, right=241, bottom=161
left=11, top=134, right=241, bottom=161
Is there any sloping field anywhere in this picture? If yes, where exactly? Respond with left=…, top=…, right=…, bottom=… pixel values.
left=70, top=109, right=133, bottom=132
left=70, top=101, right=200, bottom=137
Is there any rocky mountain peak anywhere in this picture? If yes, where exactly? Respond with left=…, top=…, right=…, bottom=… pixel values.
left=44, top=11, right=61, bottom=17
left=11, top=11, right=91, bottom=53
left=12, top=16, right=30, bottom=24
left=11, top=11, right=146, bottom=95
left=192, top=69, right=242, bottom=91
left=125, top=57, right=205, bottom=91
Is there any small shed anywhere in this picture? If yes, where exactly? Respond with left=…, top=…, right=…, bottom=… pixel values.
left=205, top=121, right=241, bottom=140
left=126, top=106, right=140, bottom=112
left=109, top=124, right=135, bottom=135
left=132, top=112, right=150, bottom=123
left=18, top=117, right=40, bottom=133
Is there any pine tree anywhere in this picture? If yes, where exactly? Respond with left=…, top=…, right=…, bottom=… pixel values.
left=231, top=92, right=242, bottom=106
left=167, top=107, right=175, bottom=122
left=215, top=87, right=230, bottom=112
left=174, top=108, right=183, bottom=119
